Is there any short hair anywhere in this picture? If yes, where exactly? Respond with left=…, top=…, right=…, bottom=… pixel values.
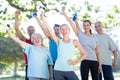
left=31, top=33, right=43, bottom=44
left=53, top=24, right=60, bottom=29
left=95, top=21, right=102, bottom=25
left=27, top=26, right=35, bottom=31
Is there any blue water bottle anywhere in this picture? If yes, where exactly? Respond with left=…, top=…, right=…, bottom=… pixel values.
left=29, top=15, right=33, bottom=19
left=30, top=12, right=37, bottom=19
left=72, top=12, right=77, bottom=21
left=33, top=12, right=37, bottom=17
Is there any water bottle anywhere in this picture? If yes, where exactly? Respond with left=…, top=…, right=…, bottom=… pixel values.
left=72, top=12, right=77, bottom=22
left=6, top=24, right=10, bottom=30
left=29, top=8, right=45, bottom=19
left=33, top=12, right=37, bottom=17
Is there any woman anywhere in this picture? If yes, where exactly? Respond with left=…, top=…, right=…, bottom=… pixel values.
left=40, top=12, right=87, bottom=80
left=7, top=30, right=53, bottom=80
left=35, top=16, right=61, bottom=68
left=15, top=10, right=35, bottom=80
left=62, top=6, right=102, bottom=80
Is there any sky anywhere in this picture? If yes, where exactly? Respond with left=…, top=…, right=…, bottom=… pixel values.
left=1, top=0, right=120, bottom=41
left=20, top=0, right=120, bottom=39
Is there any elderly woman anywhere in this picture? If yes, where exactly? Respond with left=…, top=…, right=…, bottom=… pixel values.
left=7, top=30, right=53, bottom=80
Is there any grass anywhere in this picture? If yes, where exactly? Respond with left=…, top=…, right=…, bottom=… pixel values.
left=0, top=75, right=24, bottom=80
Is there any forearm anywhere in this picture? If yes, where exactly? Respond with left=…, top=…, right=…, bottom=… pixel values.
left=41, top=15, right=58, bottom=43
left=15, top=15, right=26, bottom=41
left=15, top=15, right=19, bottom=29
left=63, top=12, right=78, bottom=35
left=7, top=30, right=25, bottom=48
left=113, top=50, right=118, bottom=63
left=96, top=52, right=101, bottom=66
left=48, top=65, right=53, bottom=79
left=35, top=17, right=51, bottom=38
left=75, top=20, right=81, bottom=32
left=76, top=53, right=87, bottom=64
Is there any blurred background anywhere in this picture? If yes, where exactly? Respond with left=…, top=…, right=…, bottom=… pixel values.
left=0, top=0, right=120, bottom=80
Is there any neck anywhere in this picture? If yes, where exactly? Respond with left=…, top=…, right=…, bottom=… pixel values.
left=34, top=43, right=42, bottom=48
left=85, top=31, right=91, bottom=37
left=98, top=31, right=104, bottom=35
left=56, top=34, right=60, bottom=38
left=63, top=37, right=70, bottom=43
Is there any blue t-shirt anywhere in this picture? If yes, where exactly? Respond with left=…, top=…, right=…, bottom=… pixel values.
left=23, top=43, right=53, bottom=79
left=78, top=32, right=98, bottom=61
left=49, top=39, right=58, bottom=61
left=54, top=39, right=75, bottom=71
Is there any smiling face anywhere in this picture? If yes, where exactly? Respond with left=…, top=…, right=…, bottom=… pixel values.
left=31, top=33, right=43, bottom=46
left=27, top=26, right=35, bottom=37
left=54, top=25, right=60, bottom=37
left=83, top=20, right=91, bottom=33
left=60, top=24, right=70, bottom=38
left=95, top=21, right=103, bottom=34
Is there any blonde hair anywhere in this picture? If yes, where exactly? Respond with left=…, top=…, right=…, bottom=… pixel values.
left=31, top=33, right=43, bottom=45
left=60, top=24, right=70, bottom=30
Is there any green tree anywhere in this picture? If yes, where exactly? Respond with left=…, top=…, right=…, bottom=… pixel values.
left=0, top=29, right=23, bottom=76
left=0, top=0, right=120, bottom=76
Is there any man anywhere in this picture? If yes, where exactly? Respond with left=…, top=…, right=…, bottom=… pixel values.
left=15, top=10, right=35, bottom=80
left=49, top=24, right=61, bottom=65
left=95, top=21, right=118, bottom=80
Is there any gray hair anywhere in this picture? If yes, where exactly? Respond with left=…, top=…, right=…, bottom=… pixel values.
left=95, top=21, right=102, bottom=25
left=31, top=33, right=43, bottom=44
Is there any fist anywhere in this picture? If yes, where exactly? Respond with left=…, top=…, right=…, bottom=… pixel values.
left=62, top=6, right=66, bottom=13
left=15, top=10, right=21, bottom=16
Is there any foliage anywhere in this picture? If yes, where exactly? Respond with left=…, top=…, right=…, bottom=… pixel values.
left=0, top=0, right=120, bottom=72
left=0, top=75, right=24, bottom=80
left=0, top=37, right=23, bottom=63
left=0, top=63, right=11, bottom=71
left=0, top=0, right=120, bottom=28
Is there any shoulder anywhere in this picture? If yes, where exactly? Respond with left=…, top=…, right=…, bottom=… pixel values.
left=25, top=39, right=33, bottom=44
left=73, top=39, right=79, bottom=45
left=103, top=34, right=113, bottom=41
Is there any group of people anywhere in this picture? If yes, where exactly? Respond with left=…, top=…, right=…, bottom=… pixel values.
left=6, top=6, right=118, bottom=80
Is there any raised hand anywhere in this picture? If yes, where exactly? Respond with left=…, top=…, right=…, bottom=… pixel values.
left=15, top=10, right=21, bottom=16
left=40, top=11, right=44, bottom=17
left=62, top=6, right=66, bottom=14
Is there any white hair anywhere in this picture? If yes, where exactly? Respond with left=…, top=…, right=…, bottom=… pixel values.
left=31, top=33, right=43, bottom=44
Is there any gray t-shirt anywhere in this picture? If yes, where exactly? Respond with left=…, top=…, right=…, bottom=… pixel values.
left=95, top=34, right=117, bottom=65
left=78, top=32, right=98, bottom=61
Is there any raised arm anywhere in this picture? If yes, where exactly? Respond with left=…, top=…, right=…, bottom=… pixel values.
left=41, top=12, right=59, bottom=44
left=15, top=10, right=26, bottom=41
left=7, top=30, right=25, bottom=49
left=62, top=7, right=79, bottom=36
left=75, top=19, right=82, bottom=32
left=34, top=16, right=52, bottom=40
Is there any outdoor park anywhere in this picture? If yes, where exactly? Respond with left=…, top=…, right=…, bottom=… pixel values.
left=0, top=0, right=120, bottom=80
